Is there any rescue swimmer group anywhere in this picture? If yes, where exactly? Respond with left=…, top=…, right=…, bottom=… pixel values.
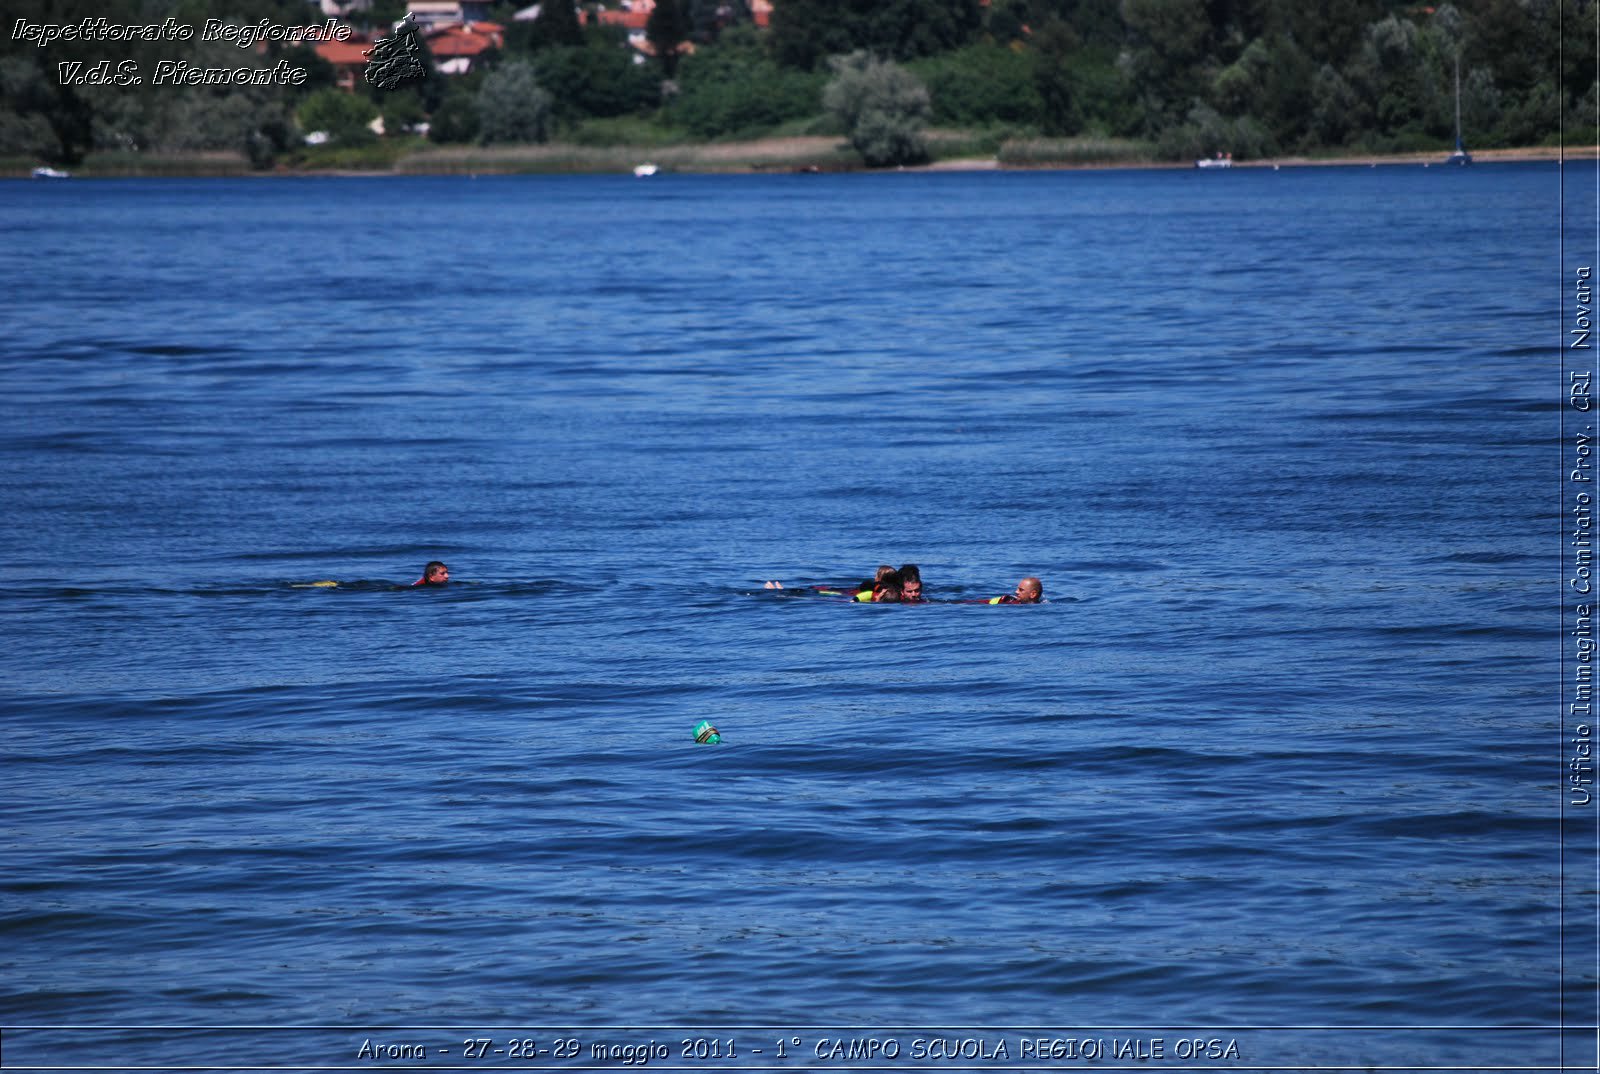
left=409, top=561, right=1043, bottom=604
left=763, top=563, right=1044, bottom=604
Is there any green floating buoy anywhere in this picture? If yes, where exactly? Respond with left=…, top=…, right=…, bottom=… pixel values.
left=693, top=720, right=722, bottom=745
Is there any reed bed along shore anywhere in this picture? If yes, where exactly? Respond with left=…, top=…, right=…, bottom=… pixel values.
left=3, top=151, right=258, bottom=177
left=4, top=138, right=1578, bottom=179
left=994, top=136, right=1156, bottom=167
left=393, top=135, right=861, bottom=174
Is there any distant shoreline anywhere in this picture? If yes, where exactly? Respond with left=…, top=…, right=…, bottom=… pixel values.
left=922, top=144, right=1579, bottom=172
left=5, top=141, right=1583, bottom=179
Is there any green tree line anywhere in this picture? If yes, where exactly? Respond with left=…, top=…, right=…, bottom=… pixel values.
left=1, top=0, right=1590, bottom=168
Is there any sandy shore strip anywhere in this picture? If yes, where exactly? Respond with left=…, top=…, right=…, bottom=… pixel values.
left=1240, top=145, right=1583, bottom=168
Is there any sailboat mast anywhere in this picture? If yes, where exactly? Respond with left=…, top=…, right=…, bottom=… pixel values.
left=1454, top=51, right=1462, bottom=150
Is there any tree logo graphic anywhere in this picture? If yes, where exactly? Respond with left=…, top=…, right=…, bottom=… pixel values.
left=364, top=14, right=427, bottom=91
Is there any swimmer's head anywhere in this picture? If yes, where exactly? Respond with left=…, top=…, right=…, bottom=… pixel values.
left=899, top=564, right=922, bottom=600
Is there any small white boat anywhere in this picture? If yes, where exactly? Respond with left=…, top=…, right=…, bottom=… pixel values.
left=633, top=163, right=658, bottom=177
left=1195, top=154, right=1232, bottom=169
left=31, top=166, right=69, bottom=179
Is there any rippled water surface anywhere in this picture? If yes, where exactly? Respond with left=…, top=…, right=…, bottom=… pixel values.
left=0, top=165, right=1581, bottom=1069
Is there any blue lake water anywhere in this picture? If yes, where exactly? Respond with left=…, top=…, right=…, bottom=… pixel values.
left=0, top=164, right=1589, bottom=1071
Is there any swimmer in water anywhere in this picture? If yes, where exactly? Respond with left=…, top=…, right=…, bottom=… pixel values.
left=856, top=569, right=903, bottom=602
left=990, top=576, right=1042, bottom=604
left=844, top=565, right=894, bottom=599
left=765, top=564, right=895, bottom=596
left=898, top=564, right=924, bottom=602
left=764, top=566, right=904, bottom=601
left=413, top=561, right=449, bottom=586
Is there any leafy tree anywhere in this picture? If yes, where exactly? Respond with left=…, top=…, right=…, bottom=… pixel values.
left=869, top=0, right=984, bottom=64
left=1457, top=66, right=1501, bottom=144
left=769, top=0, right=858, bottom=69
left=1309, top=63, right=1363, bottom=146
left=476, top=59, right=554, bottom=142
left=0, top=58, right=58, bottom=157
left=1120, top=0, right=1211, bottom=69
left=428, top=82, right=482, bottom=142
left=1569, top=80, right=1600, bottom=147
left=1155, top=100, right=1271, bottom=159
left=283, top=46, right=339, bottom=94
left=244, top=117, right=294, bottom=167
left=822, top=50, right=930, bottom=166
left=1119, top=0, right=1212, bottom=130
left=983, top=0, right=1029, bottom=45
left=1051, top=0, right=1127, bottom=51
left=1494, top=80, right=1559, bottom=147
left=501, top=17, right=541, bottom=55
left=648, top=0, right=692, bottom=77
left=298, top=87, right=379, bottom=143
left=533, top=39, right=658, bottom=120
left=1347, top=10, right=1485, bottom=146
left=1031, top=17, right=1084, bottom=135
left=162, top=94, right=264, bottom=150
left=671, top=26, right=823, bottom=135
left=139, top=43, right=297, bottom=162
left=1210, top=37, right=1268, bottom=117
left=83, top=87, right=150, bottom=153
left=366, top=0, right=409, bottom=30
left=1277, top=0, right=1381, bottom=67
left=911, top=42, right=1040, bottom=127
left=689, top=0, right=751, bottom=43
left=1208, top=34, right=1312, bottom=148
left=531, top=0, right=585, bottom=49
left=771, top=0, right=982, bottom=70
left=1347, top=15, right=1422, bottom=138
left=1464, top=0, right=1537, bottom=97
left=1053, top=45, right=1141, bottom=136
left=1558, top=0, right=1597, bottom=113
left=0, top=50, right=93, bottom=163
left=1199, top=0, right=1269, bottom=55
left=380, top=88, right=430, bottom=134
